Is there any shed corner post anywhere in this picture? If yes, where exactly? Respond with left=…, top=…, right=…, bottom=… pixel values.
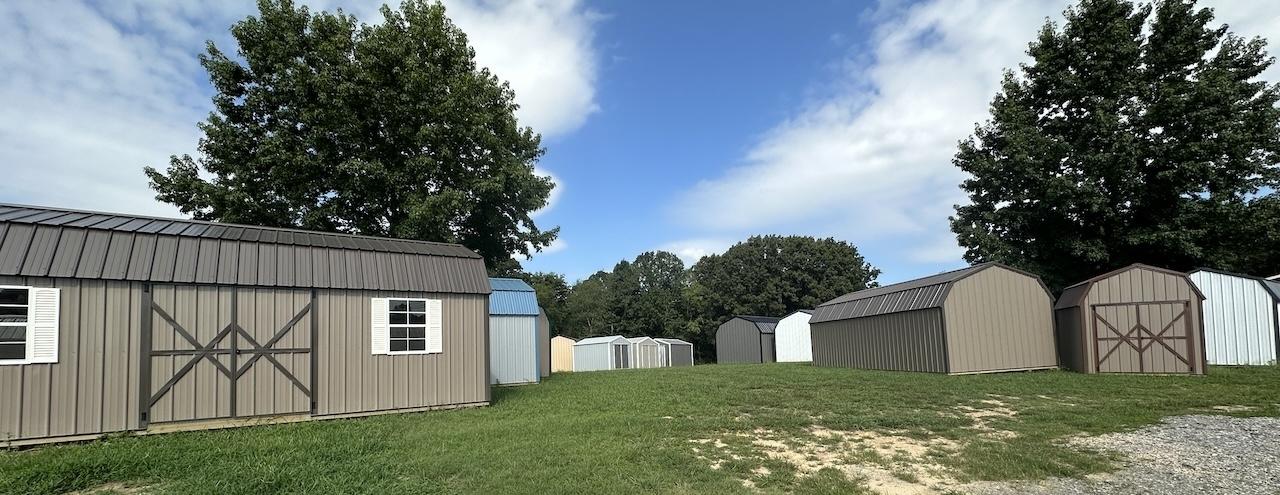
left=310, top=288, right=318, bottom=414
left=139, top=283, right=152, bottom=429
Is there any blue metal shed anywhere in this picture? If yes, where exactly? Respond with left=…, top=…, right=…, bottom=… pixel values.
left=488, top=278, right=541, bottom=385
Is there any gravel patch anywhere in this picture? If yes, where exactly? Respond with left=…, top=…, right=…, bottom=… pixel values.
left=968, top=415, right=1280, bottom=495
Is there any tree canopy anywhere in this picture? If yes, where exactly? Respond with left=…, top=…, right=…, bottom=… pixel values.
left=951, top=0, right=1280, bottom=290
left=145, top=0, right=557, bottom=271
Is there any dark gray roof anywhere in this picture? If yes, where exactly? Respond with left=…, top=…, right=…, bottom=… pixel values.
left=811, top=263, right=1047, bottom=324
left=733, top=315, right=780, bottom=333
left=0, top=203, right=489, bottom=294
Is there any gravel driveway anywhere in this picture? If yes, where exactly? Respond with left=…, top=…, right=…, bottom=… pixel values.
left=969, top=415, right=1280, bottom=495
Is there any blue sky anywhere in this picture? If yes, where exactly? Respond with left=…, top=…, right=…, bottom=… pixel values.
left=2, top=1, right=1277, bottom=285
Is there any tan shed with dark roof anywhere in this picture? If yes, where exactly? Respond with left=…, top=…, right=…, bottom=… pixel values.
left=1054, top=264, right=1206, bottom=374
left=0, top=203, right=491, bottom=446
left=810, top=263, right=1057, bottom=374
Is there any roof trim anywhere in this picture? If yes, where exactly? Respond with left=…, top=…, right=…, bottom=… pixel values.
left=654, top=338, right=692, bottom=346
left=574, top=335, right=628, bottom=346
left=729, top=315, right=780, bottom=333
left=812, top=262, right=1052, bottom=324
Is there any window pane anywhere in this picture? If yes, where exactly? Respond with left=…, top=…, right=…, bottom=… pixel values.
left=0, top=289, right=27, bottom=306
left=390, top=340, right=408, bottom=352
left=0, top=326, right=24, bottom=343
left=0, top=343, right=23, bottom=360
left=408, top=339, right=426, bottom=351
left=407, top=313, right=425, bottom=325
left=408, top=327, right=425, bottom=339
left=408, top=300, right=425, bottom=312
left=389, top=300, right=408, bottom=312
left=390, top=313, right=407, bottom=324
left=390, top=327, right=407, bottom=339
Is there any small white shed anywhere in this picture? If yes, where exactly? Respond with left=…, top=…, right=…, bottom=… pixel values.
left=627, top=337, right=663, bottom=368
left=655, top=338, right=694, bottom=367
left=1189, top=269, right=1280, bottom=365
left=774, top=309, right=814, bottom=362
left=573, top=336, right=631, bottom=372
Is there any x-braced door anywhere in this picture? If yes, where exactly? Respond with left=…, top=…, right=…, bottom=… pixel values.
left=140, top=285, right=317, bottom=426
left=1091, top=301, right=1193, bottom=374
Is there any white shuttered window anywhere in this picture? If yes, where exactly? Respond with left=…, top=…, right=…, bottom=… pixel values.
left=370, top=297, right=443, bottom=355
left=0, top=286, right=59, bottom=365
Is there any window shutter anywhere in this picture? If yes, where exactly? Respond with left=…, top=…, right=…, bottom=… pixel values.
left=426, top=299, right=443, bottom=353
left=29, top=288, right=59, bottom=363
left=370, top=298, right=389, bottom=355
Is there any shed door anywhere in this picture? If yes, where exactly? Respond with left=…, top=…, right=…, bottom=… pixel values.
left=141, top=285, right=315, bottom=426
left=613, top=345, right=630, bottom=369
left=1091, top=301, right=1193, bottom=374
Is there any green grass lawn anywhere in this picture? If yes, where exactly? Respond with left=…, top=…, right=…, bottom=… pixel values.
left=2, top=364, right=1278, bottom=494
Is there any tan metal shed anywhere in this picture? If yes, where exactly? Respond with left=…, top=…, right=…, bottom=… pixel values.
left=810, top=263, right=1057, bottom=374
left=551, top=335, right=574, bottom=372
left=0, top=203, right=491, bottom=447
left=1055, top=264, right=1207, bottom=374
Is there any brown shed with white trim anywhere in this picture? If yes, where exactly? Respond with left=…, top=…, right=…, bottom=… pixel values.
left=0, top=203, right=491, bottom=446
left=1054, top=264, right=1206, bottom=374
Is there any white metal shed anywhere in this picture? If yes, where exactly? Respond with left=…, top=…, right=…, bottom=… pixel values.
left=626, top=337, right=663, bottom=368
left=655, top=338, right=694, bottom=367
left=774, top=309, right=814, bottom=362
left=573, top=336, right=631, bottom=372
left=1189, top=269, right=1280, bottom=365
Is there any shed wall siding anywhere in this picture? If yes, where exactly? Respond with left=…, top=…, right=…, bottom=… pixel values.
left=942, top=267, right=1057, bottom=373
left=537, top=310, right=550, bottom=377
left=715, top=319, right=764, bottom=364
left=0, top=276, right=141, bottom=442
left=488, top=316, right=538, bottom=385
left=810, top=309, right=947, bottom=373
left=1189, top=271, right=1279, bottom=365
left=666, top=344, right=694, bottom=367
left=573, top=343, right=612, bottom=372
left=630, top=342, right=662, bottom=368
left=314, top=290, right=487, bottom=416
left=1054, top=307, right=1086, bottom=372
left=774, top=312, right=813, bottom=362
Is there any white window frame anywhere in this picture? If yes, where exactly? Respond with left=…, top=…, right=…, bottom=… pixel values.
left=0, top=285, right=33, bottom=365
left=386, top=297, right=432, bottom=355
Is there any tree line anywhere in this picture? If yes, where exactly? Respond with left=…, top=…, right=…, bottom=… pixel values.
left=510, top=236, right=880, bottom=361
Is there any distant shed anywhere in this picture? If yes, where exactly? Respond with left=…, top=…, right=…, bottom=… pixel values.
left=573, top=336, right=630, bottom=372
left=655, top=338, right=694, bottom=367
left=774, top=309, right=814, bottom=362
left=487, top=278, right=540, bottom=385
left=626, top=337, right=663, bottom=368
left=810, top=263, right=1057, bottom=374
left=1188, top=269, right=1278, bottom=366
left=715, top=316, right=780, bottom=364
left=551, top=336, right=575, bottom=372
left=1055, top=264, right=1206, bottom=374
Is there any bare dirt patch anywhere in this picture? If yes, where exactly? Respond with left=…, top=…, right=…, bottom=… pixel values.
left=692, top=426, right=965, bottom=494
left=66, top=482, right=154, bottom=495
left=1209, top=405, right=1255, bottom=413
left=956, top=399, right=1020, bottom=439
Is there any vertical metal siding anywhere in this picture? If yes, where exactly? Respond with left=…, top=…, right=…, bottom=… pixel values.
left=537, top=309, right=550, bottom=378
left=774, top=312, right=813, bottom=362
left=1067, top=266, right=1206, bottom=374
left=715, top=319, right=765, bottom=364
left=488, top=316, right=539, bottom=385
left=667, top=343, right=694, bottom=367
left=1189, top=271, right=1279, bottom=365
left=551, top=336, right=574, bottom=372
left=942, top=266, right=1057, bottom=373
left=0, top=276, right=142, bottom=442
left=573, top=342, right=613, bottom=371
left=314, top=290, right=487, bottom=416
left=811, top=309, right=947, bottom=373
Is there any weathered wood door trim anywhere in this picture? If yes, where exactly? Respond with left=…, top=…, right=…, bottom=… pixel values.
left=140, top=286, right=316, bottom=427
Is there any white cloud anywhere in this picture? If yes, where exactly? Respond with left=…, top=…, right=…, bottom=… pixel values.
left=657, top=238, right=734, bottom=267
left=531, top=167, right=562, bottom=218
left=0, top=0, right=598, bottom=216
left=669, top=0, right=1278, bottom=272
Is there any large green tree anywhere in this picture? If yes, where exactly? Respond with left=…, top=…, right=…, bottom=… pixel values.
left=145, top=0, right=557, bottom=270
left=951, top=0, right=1280, bottom=290
left=687, top=235, right=880, bottom=359
left=513, top=271, right=570, bottom=334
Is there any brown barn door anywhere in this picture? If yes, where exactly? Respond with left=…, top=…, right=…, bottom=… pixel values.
left=1090, top=301, right=1193, bottom=374
left=140, top=286, right=317, bottom=427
